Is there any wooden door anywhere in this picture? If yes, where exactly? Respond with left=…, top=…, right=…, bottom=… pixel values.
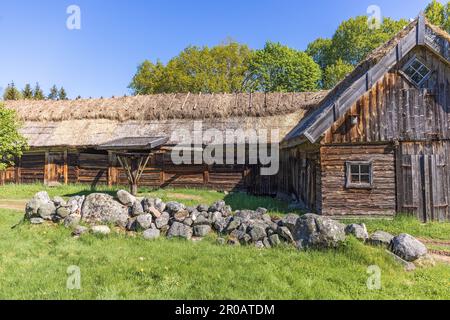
left=398, top=153, right=448, bottom=221
left=47, top=152, right=65, bottom=184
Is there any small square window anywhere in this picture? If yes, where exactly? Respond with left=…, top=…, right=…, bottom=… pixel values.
left=402, top=57, right=431, bottom=87
left=346, top=161, right=373, bottom=189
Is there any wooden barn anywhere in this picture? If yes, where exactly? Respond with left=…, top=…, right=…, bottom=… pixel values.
left=3, top=14, right=450, bottom=221
left=279, top=15, right=450, bottom=222
left=2, top=91, right=325, bottom=195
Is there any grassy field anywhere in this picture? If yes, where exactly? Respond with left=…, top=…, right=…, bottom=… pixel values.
left=0, top=183, right=449, bottom=300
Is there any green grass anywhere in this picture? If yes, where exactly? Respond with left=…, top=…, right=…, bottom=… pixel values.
left=0, top=183, right=293, bottom=215
left=345, top=215, right=450, bottom=241
left=1, top=183, right=449, bottom=299
left=0, top=208, right=449, bottom=300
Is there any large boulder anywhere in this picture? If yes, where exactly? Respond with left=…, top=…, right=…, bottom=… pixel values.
left=81, top=193, right=129, bottom=227
left=91, top=225, right=111, bottom=235
left=155, top=212, right=170, bottom=229
left=368, top=231, right=394, bottom=247
left=281, top=214, right=300, bottom=233
left=167, top=222, right=193, bottom=240
left=292, top=214, right=346, bottom=249
left=66, top=196, right=85, bottom=215
left=25, top=191, right=53, bottom=219
left=166, top=201, right=185, bottom=215
left=116, top=190, right=136, bottom=206
left=249, top=223, right=268, bottom=242
left=389, top=234, right=428, bottom=262
left=135, top=214, right=153, bottom=231
left=193, top=225, right=212, bottom=237
left=143, top=228, right=161, bottom=240
left=345, top=224, right=369, bottom=242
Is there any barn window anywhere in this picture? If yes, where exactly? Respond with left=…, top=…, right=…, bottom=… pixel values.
left=402, top=57, right=431, bottom=87
left=346, top=161, right=373, bottom=189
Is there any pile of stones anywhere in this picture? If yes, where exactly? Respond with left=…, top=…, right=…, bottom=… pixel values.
left=24, top=190, right=431, bottom=268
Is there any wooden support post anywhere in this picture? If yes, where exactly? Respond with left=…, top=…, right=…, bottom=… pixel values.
left=15, top=158, right=21, bottom=184
left=108, top=151, right=114, bottom=187
left=63, top=150, right=68, bottom=185
left=44, top=151, right=49, bottom=185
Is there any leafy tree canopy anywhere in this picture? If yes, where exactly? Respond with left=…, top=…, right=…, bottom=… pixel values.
left=22, top=84, right=33, bottom=100
left=48, top=85, right=59, bottom=100
left=0, top=103, right=28, bottom=171
left=129, top=41, right=252, bottom=94
left=323, top=59, right=354, bottom=89
left=425, top=0, right=450, bottom=32
left=244, top=42, right=321, bottom=92
left=33, top=83, right=45, bottom=100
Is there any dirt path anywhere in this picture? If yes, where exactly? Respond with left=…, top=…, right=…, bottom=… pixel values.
left=0, top=200, right=27, bottom=211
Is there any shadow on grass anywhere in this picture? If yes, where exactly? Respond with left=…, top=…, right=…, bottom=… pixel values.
left=224, top=192, right=301, bottom=216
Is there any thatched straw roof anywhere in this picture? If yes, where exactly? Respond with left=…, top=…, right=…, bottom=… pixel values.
left=6, top=92, right=327, bottom=147
left=6, top=92, right=326, bottom=122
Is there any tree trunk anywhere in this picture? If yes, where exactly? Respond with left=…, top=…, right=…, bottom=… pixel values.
left=131, top=183, right=138, bottom=196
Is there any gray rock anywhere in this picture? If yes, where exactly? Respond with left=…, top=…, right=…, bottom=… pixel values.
left=25, top=191, right=52, bottom=219
left=193, top=225, right=212, bottom=237
left=227, top=237, right=240, bottom=246
left=269, top=234, right=281, bottom=246
left=66, top=196, right=85, bottom=215
left=30, top=218, right=44, bottom=225
left=52, top=196, right=66, bottom=207
left=197, top=204, right=209, bottom=212
left=116, top=190, right=136, bottom=206
left=256, top=207, right=268, bottom=215
left=193, top=215, right=210, bottom=226
left=38, top=202, right=57, bottom=219
left=222, top=205, right=232, bottom=217
left=226, top=218, right=241, bottom=232
left=345, top=223, right=369, bottom=241
left=390, top=234, right=428, bottom=262
left=255, top=241, right=265, bottom=249
left=64, top=215, right=81, bottom=228
left=277, top=226, right=294, bottom=243
left=91, top=225, right=111, bottom=235
left=281, top=213, right=300, bottom=233
left=292, top=214, right=346, bottom=249
left=209, top=200, right=226, bottom=213
left=81, top=193, right=129, bottom=228
left=368, top=231, right=394, bottom=247
left=249, top=223, right=267, bottom=241
left=131, top=201, right=145, bottom=217
left=183, top=217, right=193, bottom=226
left=154, top=199, right=166, bottom=213
left=143, top=228, right=161, bottom=240
left=174, top=210, right=189, bottom=222
left=155, top=212, right=170, bottom=229
left=135, top=214, right=153, bottom=231
left=166, top=201, right=185, bottom=214
left=216, top=237, right=226, bottom=245
left=186, top=206, right=197, bottom=214
left=167, top=222, right=193, bottom=240
left=142, top=197, right=155, bottom=212
left=72, top=226, right=89, bottom=237
left=56, top=206, right=70, bottom=218
left=240, top=233, right=252, bottom=244
left=263, top=237, right=271, bottom=248
left=213, top=218, right=227, bottom=233
left=126, top=217, right=137, bottom=231
left=386, top=250, right=416, bottom=271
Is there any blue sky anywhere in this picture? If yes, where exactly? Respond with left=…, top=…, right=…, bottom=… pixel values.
left=0, top=0, right=433, bottom=98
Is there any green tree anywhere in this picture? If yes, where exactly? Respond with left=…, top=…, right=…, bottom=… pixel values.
left=244, top=42, right=321, bottom=92
left=306, top=38, right=334, bottom=70
left=33, top=83, right=45, bottom=100
left=58, top=87, right=68, bottom=100
left=0, top=103, right=28, bottom=171
left=425, top=0, right=446, bottom=27
left=22, top=84, right=33, bottom=99
left=323, top=59, right=354, bottom=89
left=48, top=85, right=58, bottom=100
left=129, top=41, right=252, bottom=94
left=3, top=82, right=22, bottom=101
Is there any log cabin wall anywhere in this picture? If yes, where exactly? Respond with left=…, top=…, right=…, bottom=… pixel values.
left=320, top=144, right=396, bottom=217
left=323, top=47, right=450, bottom=144
left=278, top=144, right=321, bottom=211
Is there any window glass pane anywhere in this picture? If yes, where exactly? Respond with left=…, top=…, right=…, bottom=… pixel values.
left=360, top=174, right=370, bottom=183
left=418, top=65, right=430, bottom=77
left=411, top=60, right=422, bottom=70
left=360, top=165, right=370, bottom=174
left=350, top=165, right=360, bottom=175
left=351, top=174, right=360, bottom=183
left=404, top=65, right=415, bottom=77
left=411, top=73, right=423, bottom=84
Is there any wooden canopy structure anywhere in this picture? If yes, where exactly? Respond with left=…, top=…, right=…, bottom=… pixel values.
left=98, top=137, right=168, bottom=195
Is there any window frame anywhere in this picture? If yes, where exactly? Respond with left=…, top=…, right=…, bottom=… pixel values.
left=400, top=56, right=431, bottom=88
left=345, top=161, right=374, bottom=189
